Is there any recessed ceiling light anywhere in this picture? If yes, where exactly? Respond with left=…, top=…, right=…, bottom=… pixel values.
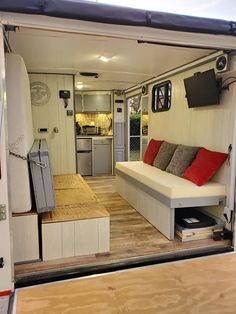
left=76, top=82, right=83, bottom=89
left=99, top=55, right=111, bottom=62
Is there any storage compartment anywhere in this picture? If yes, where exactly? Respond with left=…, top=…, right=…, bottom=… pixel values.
left=83, top=93, right=111, bottom=112
left=93, top=138, right=112, bottom=175
left=175, top=208, right=224, bottom=242
left=175, top=208, right=216, bottom=229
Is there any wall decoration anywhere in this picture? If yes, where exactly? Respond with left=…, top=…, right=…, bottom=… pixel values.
left=30, top=81, right=51, bottom=106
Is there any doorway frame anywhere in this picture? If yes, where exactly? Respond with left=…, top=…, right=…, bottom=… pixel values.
left=1, top=11, right=236, bottom=290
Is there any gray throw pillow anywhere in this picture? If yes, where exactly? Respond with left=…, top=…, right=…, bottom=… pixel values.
left=153, top=142, right=177, bottom=170
left=166, top=144, right=199, bottom=176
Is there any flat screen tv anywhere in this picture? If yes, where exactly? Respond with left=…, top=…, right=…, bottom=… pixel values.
left=184, top=69, right=220, bottom=108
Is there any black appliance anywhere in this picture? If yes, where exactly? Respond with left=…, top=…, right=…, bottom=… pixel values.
left=184, top=69, right=220, bottom=108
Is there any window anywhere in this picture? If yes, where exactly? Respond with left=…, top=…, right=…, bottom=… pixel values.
left=152, top=81, right=172, bottom=112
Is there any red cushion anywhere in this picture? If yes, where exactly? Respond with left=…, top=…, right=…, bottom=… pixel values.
left=143, top=139, right=163, bottom=165
left=182, top=147, right=228, bottom=186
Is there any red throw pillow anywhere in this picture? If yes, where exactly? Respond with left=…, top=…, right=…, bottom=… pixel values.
left=143, top=139, right=163, bottom=165
left=182, top=147, right=228, bottom=186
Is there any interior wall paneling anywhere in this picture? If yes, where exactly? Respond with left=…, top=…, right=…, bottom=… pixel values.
left=29, top=74, right=76, bottom=175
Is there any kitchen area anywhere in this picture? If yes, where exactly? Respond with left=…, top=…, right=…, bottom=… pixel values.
left=75, top=91, right=115, bottom=176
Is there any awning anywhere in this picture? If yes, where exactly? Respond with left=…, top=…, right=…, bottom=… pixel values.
left=0, top=0, right=236, bottom=36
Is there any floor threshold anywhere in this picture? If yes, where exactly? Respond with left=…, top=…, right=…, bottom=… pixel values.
left=15, top=245, right=233, bottom=288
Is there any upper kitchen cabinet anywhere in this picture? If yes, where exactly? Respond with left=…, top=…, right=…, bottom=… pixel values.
left=75, top=94, right=83, bottom=113
left=75, top=91, right=111, bottom=113
left=83, top=93, right=111, bottom=112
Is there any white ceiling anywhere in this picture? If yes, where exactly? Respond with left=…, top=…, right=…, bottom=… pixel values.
left=8, top=27, right=215, bottom=91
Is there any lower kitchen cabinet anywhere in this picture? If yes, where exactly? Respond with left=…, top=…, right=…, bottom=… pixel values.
left=93, top=138, right=112, bottom=175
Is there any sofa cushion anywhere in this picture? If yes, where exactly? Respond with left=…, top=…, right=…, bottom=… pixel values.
left=116, top=161, right=226, bottom=198
left=183, top=147, right=228, bottom=186
left=166, top=144, right=199, bottom=176
left=143, top=139, right=163, bottom=165
left=153, top=141, right=177, bottom=170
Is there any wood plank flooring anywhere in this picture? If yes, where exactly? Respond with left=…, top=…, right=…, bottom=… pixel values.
left=14, top=176, right=231, bottom=281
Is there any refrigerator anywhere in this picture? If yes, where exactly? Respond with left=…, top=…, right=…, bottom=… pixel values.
left=76, top=138, right=92, bottom=176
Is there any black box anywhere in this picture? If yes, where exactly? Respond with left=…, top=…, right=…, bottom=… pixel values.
left=175, top=207, right=216, bottom=229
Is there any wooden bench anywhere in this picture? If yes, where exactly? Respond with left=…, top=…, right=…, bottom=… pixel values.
left=41, top=174, right=110, bottom=261
left=115, top=161, right=226, bottom=240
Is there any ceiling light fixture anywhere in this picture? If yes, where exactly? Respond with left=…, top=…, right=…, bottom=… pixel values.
left=99, top=55, right=111, bottom=62
left=76, top=82, right=83, bottom=89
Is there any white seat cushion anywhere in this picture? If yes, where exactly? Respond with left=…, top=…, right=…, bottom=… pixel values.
left=116, top=161, right=226, bottom=199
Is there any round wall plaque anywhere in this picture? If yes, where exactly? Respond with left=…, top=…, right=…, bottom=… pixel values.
left=30, top=81, right=51, bottom=106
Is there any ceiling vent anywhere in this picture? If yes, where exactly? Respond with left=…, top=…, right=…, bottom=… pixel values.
left=79, top=72, right=99, bottom=78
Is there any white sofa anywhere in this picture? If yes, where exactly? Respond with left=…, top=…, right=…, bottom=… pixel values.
left=115, top=161, right=226, bottom=240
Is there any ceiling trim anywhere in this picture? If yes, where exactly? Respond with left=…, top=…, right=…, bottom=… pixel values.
left=125, top=50, right=224, bottom=93
left=0, top=1, right=236, bottom=36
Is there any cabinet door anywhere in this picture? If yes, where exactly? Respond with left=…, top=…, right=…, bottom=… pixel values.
left=75, top=94, right=82, bottom=113
left=83, top=94, right=111, bottom=112
left=93, top=143, right=112, bottom=175
left=114, top=122, right=124, bottom=148
left=115, top=149, right=125, bottom=162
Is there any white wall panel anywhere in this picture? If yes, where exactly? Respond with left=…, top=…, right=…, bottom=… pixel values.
left=98, top=217, right=110, bottom=253
left=12, top=214, right=39, bottom=263
left=62, top=221, right=75, bottom=258
left=148, top=60, right=236, bottom=186
left=75, top=219, right=99, bottom=256
left=42, top=223, right=62, bottom=260
left=30, top=74, right=76, bottom=175
left=0, top=24, right=13, bottom=292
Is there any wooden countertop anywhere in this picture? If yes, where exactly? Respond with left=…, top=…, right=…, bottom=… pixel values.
left=16, top=252, right=236, bottom=313
left=42, top=174, right=109, bottom=224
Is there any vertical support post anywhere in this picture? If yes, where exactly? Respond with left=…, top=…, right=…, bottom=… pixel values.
left=0, top=23, right=14, bottom=293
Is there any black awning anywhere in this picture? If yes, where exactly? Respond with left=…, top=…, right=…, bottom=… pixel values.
left=0, top=0, right=236, bottom=36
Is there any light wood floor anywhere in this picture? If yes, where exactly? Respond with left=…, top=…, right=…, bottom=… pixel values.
left=15, top=253, right=236, bottom=314
left=15, top=176, right=231, bottom=281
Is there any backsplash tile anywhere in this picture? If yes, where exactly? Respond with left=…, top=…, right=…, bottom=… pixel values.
left=76, top=113, right=113, bottom=134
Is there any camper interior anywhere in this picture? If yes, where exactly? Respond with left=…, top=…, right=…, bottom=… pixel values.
left=3, top=25, right=234, bottom=288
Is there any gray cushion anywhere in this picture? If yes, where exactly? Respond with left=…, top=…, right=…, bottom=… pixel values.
left=166, top=144, right=199, bottom=176
left=153, top=142, right=177, bottom=170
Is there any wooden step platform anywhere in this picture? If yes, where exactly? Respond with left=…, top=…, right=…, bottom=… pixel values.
left=41, top=174, right=110, bottom=261
left=15, top=253, right=236, bottom=314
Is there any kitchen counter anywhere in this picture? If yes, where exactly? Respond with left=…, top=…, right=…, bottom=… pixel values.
left=76, top=135, right=113, bottom=138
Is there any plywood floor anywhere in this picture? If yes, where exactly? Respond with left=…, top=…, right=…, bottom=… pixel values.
left=15, top=253, right=236, bottom=314
left=15, top=176, right=231, bottom=281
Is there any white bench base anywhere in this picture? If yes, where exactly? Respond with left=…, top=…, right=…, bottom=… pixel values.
left=116, top=174, right=175, bottom=240
left=116, top=168, right=225, bottom=240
